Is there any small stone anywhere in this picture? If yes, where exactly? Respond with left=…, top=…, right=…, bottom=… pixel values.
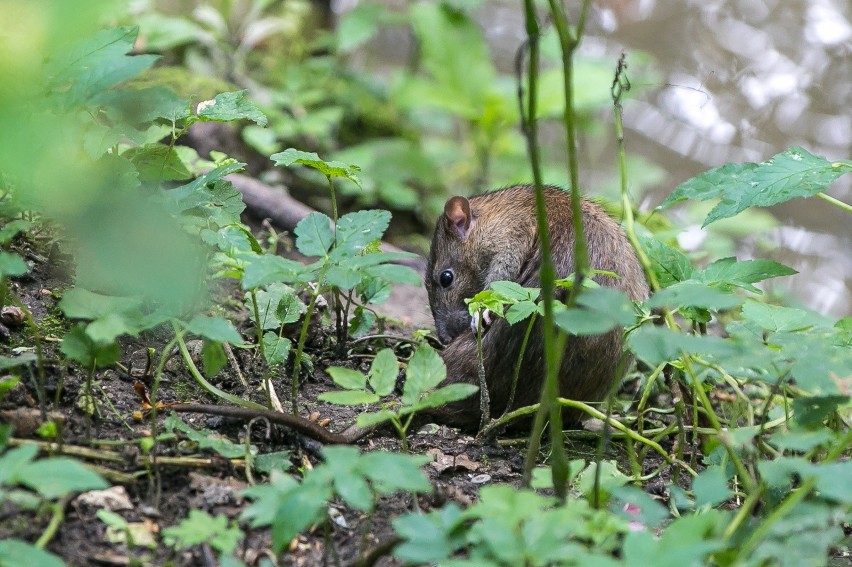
left=470, top=474, right=491, bottom=484
left=0, top=305, right=26, bottom=327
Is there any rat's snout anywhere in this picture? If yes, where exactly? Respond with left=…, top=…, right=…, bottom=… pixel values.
left=435, top=311, right=471, bottom=345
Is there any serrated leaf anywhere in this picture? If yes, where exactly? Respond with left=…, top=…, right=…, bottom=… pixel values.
left=165, top=414, right=248, bottom=458
left=700, top=257, right=797, bottom=293
left=271, top=148, right=361, bottom=185
left=402, top=345, right=446, bottom=405
left=326, top=367, right=367, bottom=390
left=368, top=348, right=399, bottom=397
left=294, top=212, right=334, bottom=257
left=317, top=390, right=381, bottom=406
left=123, top=143, right=192, bottom=181
left=411, top=383, right=479, bottom=411
left=262, top=332, right=291, bottom=366
left=505, top=301, right=537, bottom=325
left=326, top=265, right=362, bottom=289
left=162, top=510, right=242, bottom=554
left=164, top=162, right=246, bottom=212
left=186, top=316, right=242, bottom=344
left=275, top=291, right=304, bottom=325
left=649, top=282, right=744, bottom=311
left=489, top=281, right=538, bottom=301
left=242, top=255, right=310, bottom=289
left=348, top=306, right=376, bottom=338
left=331, top=210, right=392, bottom=259
left=196, top=90, right=268, bottom=126
left=741, top=301, right=818, bottom=332
left=639, top=236, right=696, bottom=287
left=661, top=148, right=851, bottom=226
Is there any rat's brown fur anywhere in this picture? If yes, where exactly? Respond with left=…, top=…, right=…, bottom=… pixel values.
left=425, top=185, right=649, bottom=428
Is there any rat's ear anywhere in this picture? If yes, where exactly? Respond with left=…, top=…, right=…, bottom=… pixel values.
left=443, top=196, right=474, bottom=239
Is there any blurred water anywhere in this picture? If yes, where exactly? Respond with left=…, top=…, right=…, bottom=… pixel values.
left=335, top=0, right=851, bottom=316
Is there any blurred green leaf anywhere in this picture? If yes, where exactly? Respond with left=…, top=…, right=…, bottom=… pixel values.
left=195, top=90, right=268, bottom=126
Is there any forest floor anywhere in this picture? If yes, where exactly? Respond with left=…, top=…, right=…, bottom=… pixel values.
left=0, top=223, right=674, bottom=567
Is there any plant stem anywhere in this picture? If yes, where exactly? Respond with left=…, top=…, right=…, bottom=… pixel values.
left=503, top=313, right=537, bottom=415
left=475, top=311, right=490, bottom=432
left=249, top=289, right=266, bottom=361
left=816, top=191, right=852, bottom=214
left=518, top=0, right=568, bottom=499
left=291, top=279, right=325, bottom=415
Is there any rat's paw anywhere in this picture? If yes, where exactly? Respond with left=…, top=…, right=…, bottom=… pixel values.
left=470, top=309, right=494, bottom=334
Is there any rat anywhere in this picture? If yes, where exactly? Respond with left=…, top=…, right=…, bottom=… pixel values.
left=424, top=185, right=650, bottom=429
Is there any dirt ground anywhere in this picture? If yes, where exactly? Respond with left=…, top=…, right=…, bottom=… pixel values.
left=0, top=226, right=674, bottom=567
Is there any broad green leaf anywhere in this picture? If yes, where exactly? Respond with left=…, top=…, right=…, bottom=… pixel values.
left=325, top=265, right=362, bottom=290
left=164, top=162, right=245, bottom=212
left=249, top=283, right=302, bottom=330
left=0, top=252, right=29, bottom=278
left=186, top=316, right=242, bottom=344
left=411, top=384, right=479, bottom=411
left=326, top=367, right=367, bottom=390
left=393, top=505, right=463, bottom=563
left=47, top=27, right=158, bottom=107
left=331, top=210, right=391, bottom=259
left=505, top=301, right=537, bottom=325
left=769, top=428, right=836, bottom=453
left=195, top=90, right=268, bottom=126
left=317, top=390, right=380, bottom=406
left=123, top=143, right=192, bottom=181
left=0, top=220, right=32, bottom=243
left=648, top=282, right=743, bottom=311
left=60, top=325, right=120, bottom=368
left=294, top=212, right=334, bottom=258
left=490, top=280, right=539, bottom=302
left=402, top=345, right=446, bottom=405
left=359, top=451, right=432, bottom=493
left=275, top=290, right=304, bottom=325
left=639, top=236, right=696, bottom=287
left=262, top=332, right=291, bottom=366
left=628, top=326, right=736, bottom=366
left=59, top=288, right=143, bottom=321
left=0, top=354, right=35, bottom=370
left=700, top=257, right=797, bottom=293
left=741, top=301, right=821, bottom=332
left=0, top=540, right=66, bottom=567
left=336, top=3, right=384, bottom=52
left=201, top=340, right=227, bottom=377
left=348, top=306, right=377, bottom=338
left=692, top=466, right=731, bottom=507
left=267, top=478, right=330, bottom=553
left=92, top=86, right=190, bottom=124
left=163, top=510, right=242, bottom=554
left=242, top=255, right=309, bottom=289
left=271, top=148, right=361, bottom=185
left=554, top=287, right=637, bottom=335
left=16, top=457, right=108, bottom=499
left=364, top=263, right=422, bottom=286
left=0, top=444, right=38, bottom=485
left=660, top=148, right=851, bottom=226
left=253, top=451, right=291, bottom=474
left=356, top=409, right=398, bottom=428
left=165, top=414, right=248, bottom=459
left=368, top=348, right=399, bottom=397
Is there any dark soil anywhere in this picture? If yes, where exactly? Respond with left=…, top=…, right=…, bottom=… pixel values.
left=0, top=226, right=679, bottom=567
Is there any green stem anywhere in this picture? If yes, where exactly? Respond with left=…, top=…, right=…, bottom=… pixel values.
left=816, top=191, right=852, bottom=214
left=519, top=0, right=568, bottom=499
left=291, top=280, right=325, bottom=415
left=35, top=496, right=70, bottom=549
left=249, top=290, right=266, bottom=361
left=174, top=327, right=265, bottom=410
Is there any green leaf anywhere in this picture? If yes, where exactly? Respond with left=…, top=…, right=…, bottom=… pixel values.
left=649, top=282, right=744, bottom=311
left=195, top=90, right=268, bottom=127
left=317, top=390, right=380, bottom=406
left=249, top=283, right=303, bottom=330
left=165, top=162, right=246, bottom=212
left=47, top=27, right=159, bottom=107
left=554, top=287, right=637, bottom=335
left=348, top=306, right=377, bottom=338
left=402, top=345, right=446, bottom=405
left=123, top=144, right=192, bottom=181
left=0, top=540, right=66, bottom=567
left=262, top=333, right=291, bottom=367
left=271, top=148, right=361, bottom=185
left=358, top=451, right=432, bottom=494
left=331, top=210, right=391, bottom=259
left=628, top=326, right=736, bottom=366
left=165, top=414, right=248, bottom=459
left=163, top=510, right=243, bottom=554
left=325, top=265, right=362, bottom=290
left=16, top=457, right=108, bottom=499
left=326, top=367, right=367, bottom=390
left=336, top=3, right=384, bottom=52
left=294, top=212, right=334, bottom=257
left=741, top=301, right=821, bottom=332
left=242, top=255, right=309, bottom=289
left=393, top=505, right=463, bottom=563
left=505, top=301, right=537, bottom=325
left=411, top=383, right=479, bottom=411
left=0, top=219, right=32, bottom=243
left=253, top=451, right=291, bottom=474
left=201, top=340, right=227, bottom=377
left=364, top=264, right=421, bottom=286
left=60, top=325, right=120, bottom=368
left=0, top=252, right=29, bottom=278
left=356, top=409, right=398, bottom=428
left=275, top=289, right=304, bottom=325
left=489, top=281, right=539, bottom=301
left=692, top=466, right=731, bottom=507
left=660, top=148, right=851, bottom=226
left=700, top=257, right=797, bottom=293
left=368, top=348, right=399, bottom=397
left=186, top=316, right=242, bottom=345
left=639, top=236, right=696, bottom=287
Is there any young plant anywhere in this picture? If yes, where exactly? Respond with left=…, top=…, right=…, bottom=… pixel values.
left=319, top=345, right=478, bottom=452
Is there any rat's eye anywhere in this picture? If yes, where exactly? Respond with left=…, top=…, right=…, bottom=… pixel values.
left=439, top=269, right=454, bottom=288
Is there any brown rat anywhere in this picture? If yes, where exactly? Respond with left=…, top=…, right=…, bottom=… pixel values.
left=424, top=185, right=649, bottom=429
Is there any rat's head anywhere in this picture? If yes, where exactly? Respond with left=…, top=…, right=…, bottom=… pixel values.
left=426, top=196, right=484, bottom=345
